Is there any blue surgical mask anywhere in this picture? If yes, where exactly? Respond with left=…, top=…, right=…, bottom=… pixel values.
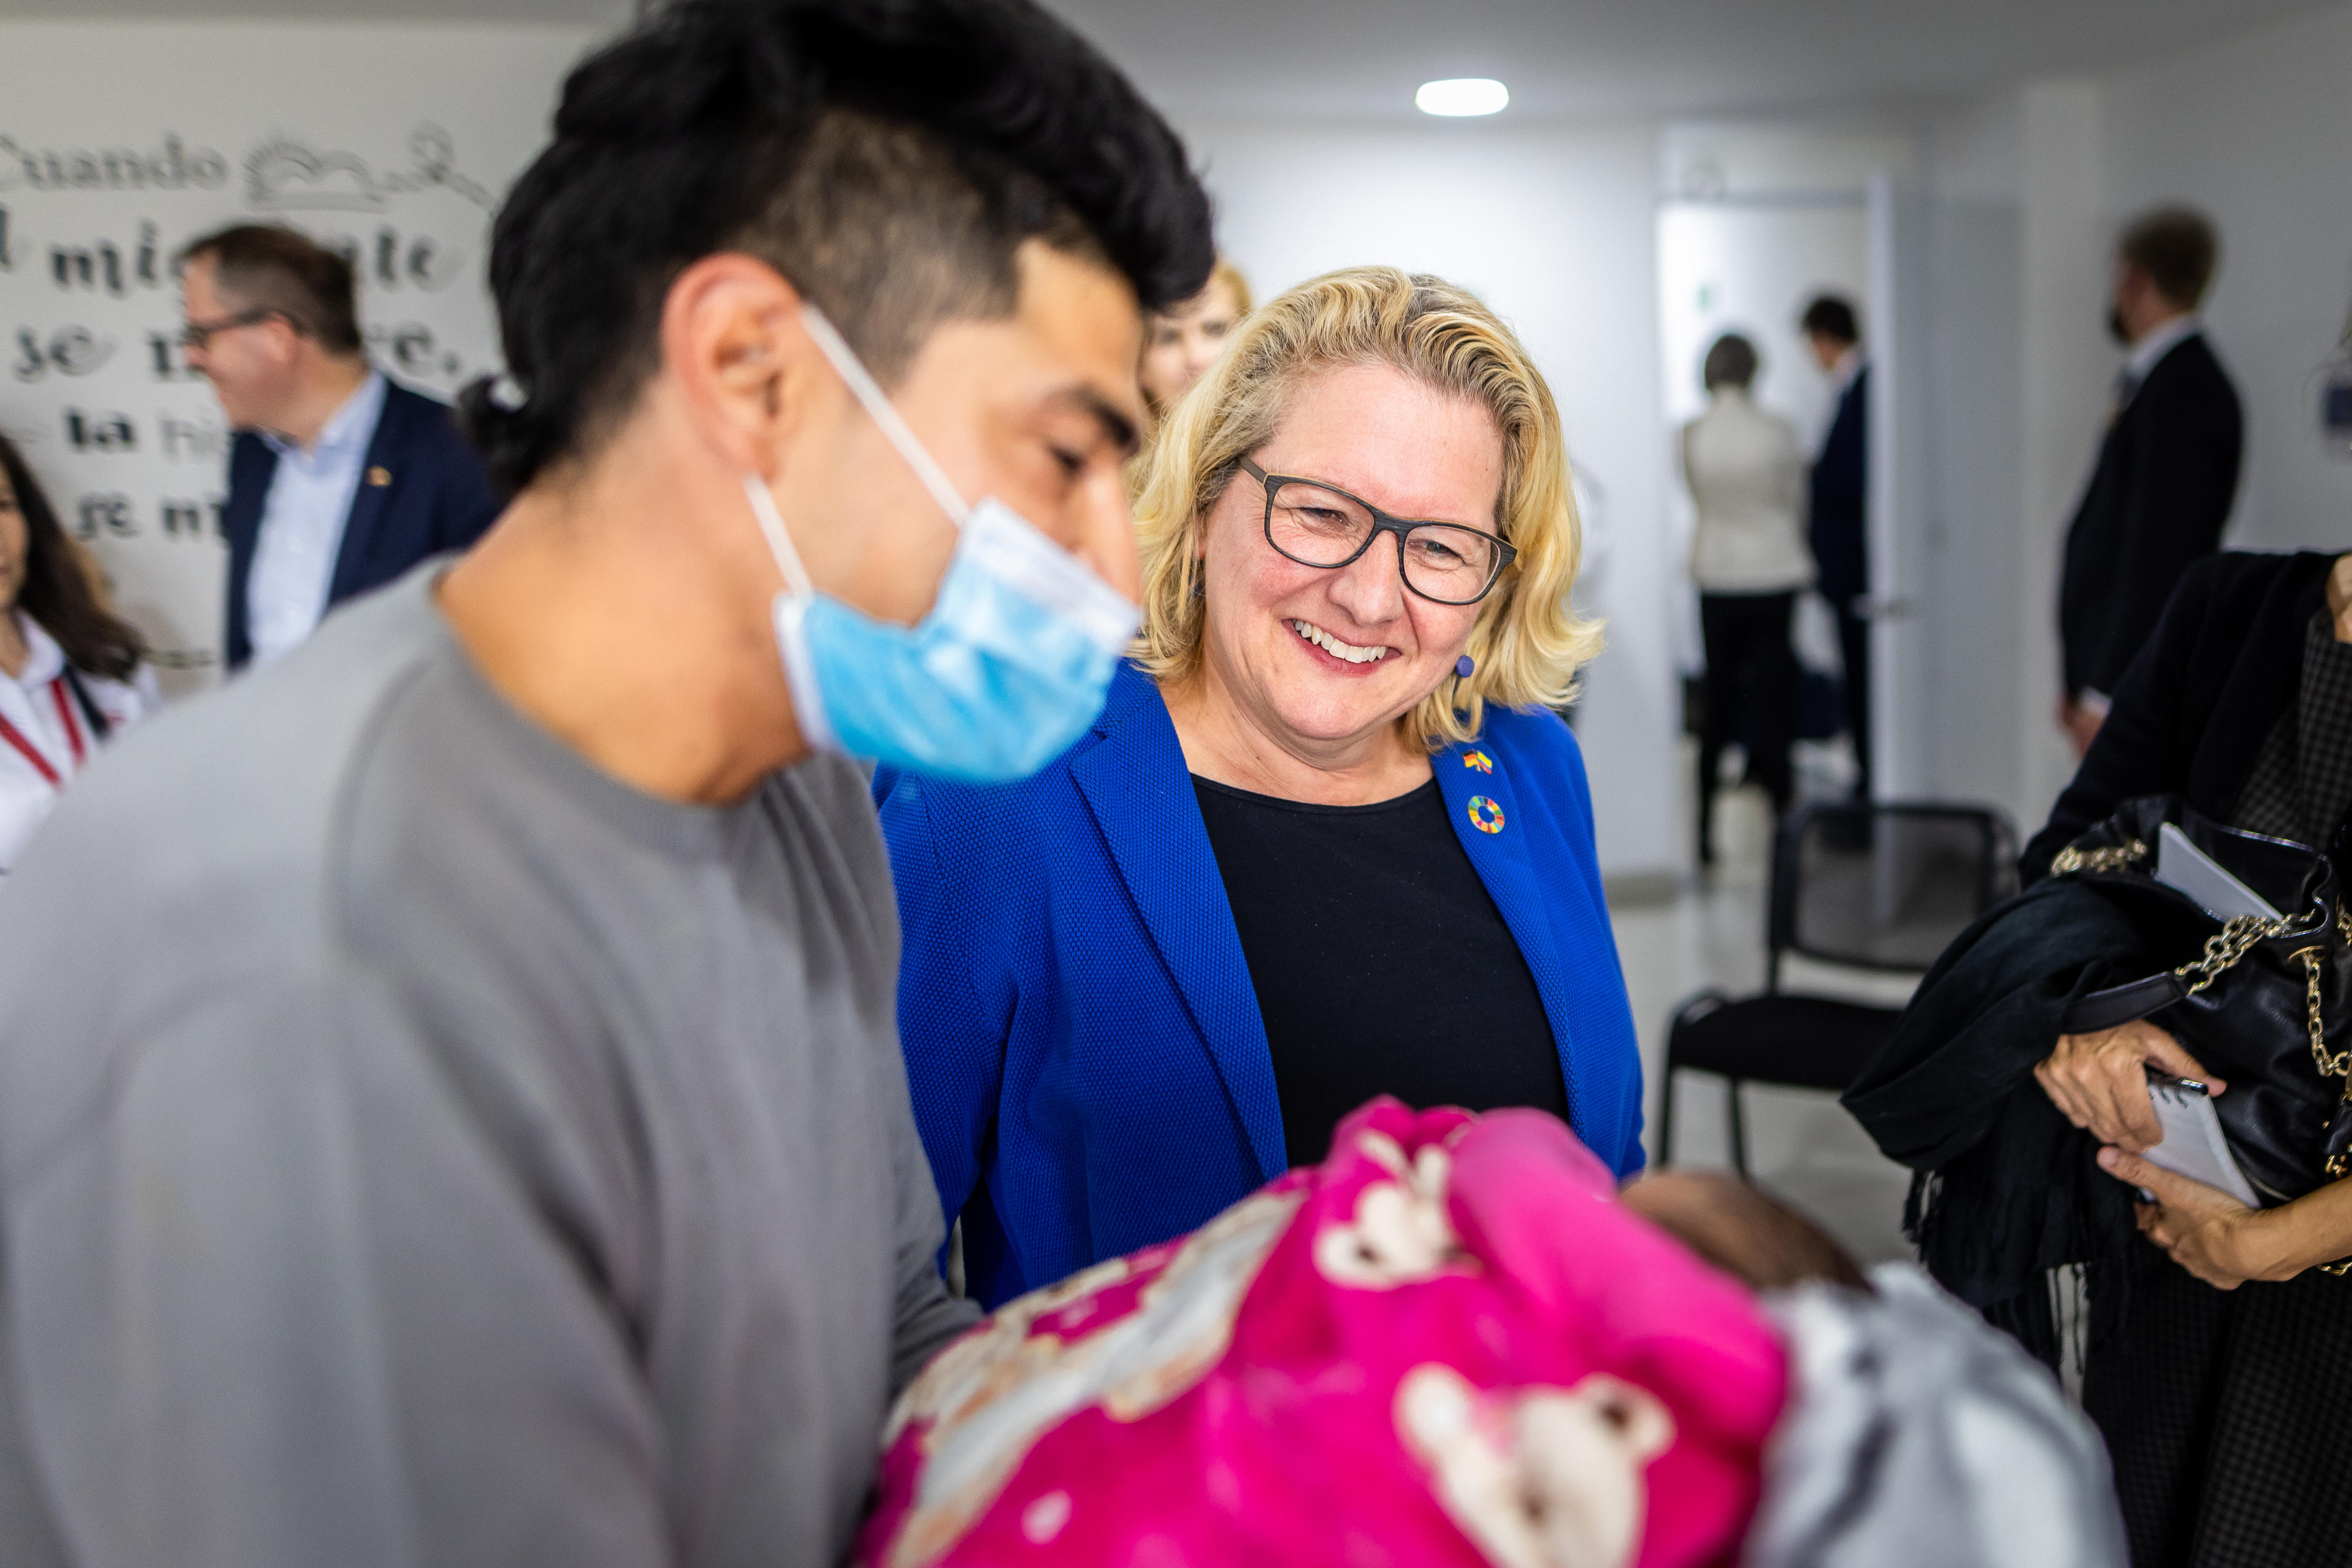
left=746, top=306, right=1140, bottom=784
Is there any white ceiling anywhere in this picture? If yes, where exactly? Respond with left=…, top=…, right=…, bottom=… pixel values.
left=1051, top=0, right=2336, bottom=119
left=0, top=0, right=2332, bottom=120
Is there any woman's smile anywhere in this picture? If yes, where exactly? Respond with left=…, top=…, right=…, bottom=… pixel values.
left=1287, top=617, right=1394, bottom=668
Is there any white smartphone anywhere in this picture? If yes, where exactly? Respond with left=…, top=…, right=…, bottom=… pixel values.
left=2140, top=1071, right=2262, bottom=1209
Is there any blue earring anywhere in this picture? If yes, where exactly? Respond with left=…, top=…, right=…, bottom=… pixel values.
left=1455, top=656, right=1475, bottom=678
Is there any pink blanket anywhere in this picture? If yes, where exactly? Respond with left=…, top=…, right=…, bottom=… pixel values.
left=860, top=1099, right=1789, bottom=1568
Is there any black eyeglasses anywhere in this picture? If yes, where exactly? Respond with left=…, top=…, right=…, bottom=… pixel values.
left=178, top=307, right=289, bottom=353
left=1240, top=456, right=1516, bottom=606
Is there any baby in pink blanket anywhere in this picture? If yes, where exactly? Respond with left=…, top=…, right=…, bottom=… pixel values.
left=860, top=1101, right=1789, bottom=1568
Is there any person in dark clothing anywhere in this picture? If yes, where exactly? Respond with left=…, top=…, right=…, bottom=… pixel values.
left=178, top=225, right=502, bottom=671
left=2055, top=207, right=2242, bottom=758
left=1850, top=550, right=2352, bottom=1567
left=1802, top=294, right=1870, bottom=799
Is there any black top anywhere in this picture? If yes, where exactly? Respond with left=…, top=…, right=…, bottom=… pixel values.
left=2231, top=607, right=2352, bottom=848
left=1191, top=773, right=1566, bottom=1165
left=2025, top=550, right=2346, bottom=886
left=1809, top=365, right=1869, bottom=606
left=2057, top=333, right=2244, bottom=701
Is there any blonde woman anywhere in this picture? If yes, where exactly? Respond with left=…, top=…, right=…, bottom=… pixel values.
left=1139, top=254, right=1251, bottom=425
left=877, top=268, right=1641, bottom=1306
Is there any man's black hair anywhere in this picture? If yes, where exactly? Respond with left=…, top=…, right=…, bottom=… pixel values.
left=461, top=0, right=1215, bottom=495
left=1799, top=294, right=1859, bottom=347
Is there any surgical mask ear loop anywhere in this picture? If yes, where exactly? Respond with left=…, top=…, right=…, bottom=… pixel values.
left=744, top=472, right=838, bottom=753
left=798, top=305, right=974, bottom=527
left=745, top=473, right=816, bottom=603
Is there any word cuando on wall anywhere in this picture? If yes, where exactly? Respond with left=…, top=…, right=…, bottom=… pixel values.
left=0, top=133, right=229, bottom=193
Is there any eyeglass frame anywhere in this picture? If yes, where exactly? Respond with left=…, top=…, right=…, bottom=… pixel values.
left=1238, top=456, right=1518, bottom=606
left=178, top=307, right=298, bottom=353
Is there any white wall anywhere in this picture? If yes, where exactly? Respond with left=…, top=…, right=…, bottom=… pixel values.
left=1181, top=119, right=1681, bottom=878
left=1921, top=96, right=2026, bottom=821
left=0, top=21, right=594, bottom=691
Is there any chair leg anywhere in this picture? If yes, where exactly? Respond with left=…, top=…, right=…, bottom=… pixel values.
left=1726, top=1078, right=1749, bottom=1180
left=1658, top=1064, right=1677, bottom=1169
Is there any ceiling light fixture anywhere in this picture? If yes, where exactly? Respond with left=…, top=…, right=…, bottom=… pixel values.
left=1416, top=78, right=1509, bottom=118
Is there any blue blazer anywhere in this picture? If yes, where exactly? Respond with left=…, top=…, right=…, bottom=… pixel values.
left=222, top=379, right=500, bottom=670
left=877, top=664, right=1645, bottom=1308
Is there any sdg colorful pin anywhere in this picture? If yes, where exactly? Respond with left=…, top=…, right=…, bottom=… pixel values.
left=1466, top=795, right=1505, bottom=834
left=1462, top=750, right=1494, bottom=774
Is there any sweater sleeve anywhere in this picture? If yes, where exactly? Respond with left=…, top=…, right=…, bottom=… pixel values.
left=2021, top=559, right=2217, bottom=882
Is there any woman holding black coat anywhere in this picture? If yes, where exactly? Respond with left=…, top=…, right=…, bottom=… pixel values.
left=1850, top=547, right=2352, bottom=1567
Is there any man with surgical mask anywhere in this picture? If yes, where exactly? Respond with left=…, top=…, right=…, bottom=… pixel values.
left=0, top=2, right=1212, bottom=1566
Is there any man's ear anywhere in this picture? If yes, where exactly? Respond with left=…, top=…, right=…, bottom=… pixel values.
left=659, top=253, right=819, bottom=479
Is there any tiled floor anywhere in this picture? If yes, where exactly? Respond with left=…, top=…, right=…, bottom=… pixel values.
left=1610, top=774, right=1922, bottom=1266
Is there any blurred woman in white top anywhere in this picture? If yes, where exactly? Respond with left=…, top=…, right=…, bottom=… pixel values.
left=1681, top=332, right=1812, bottom=866
left=0, top=433, right=156, bottom=874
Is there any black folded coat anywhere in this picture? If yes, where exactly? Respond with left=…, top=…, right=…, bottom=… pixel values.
left=1841, top=878, right=2153, bottom=1362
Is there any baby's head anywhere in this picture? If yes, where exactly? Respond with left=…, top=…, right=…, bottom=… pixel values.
left=1620, top=1170, right=1869, bottom=1294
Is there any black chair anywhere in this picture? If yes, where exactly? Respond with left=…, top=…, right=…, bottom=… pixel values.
left=1659, top=800, right=2017, bottom=1174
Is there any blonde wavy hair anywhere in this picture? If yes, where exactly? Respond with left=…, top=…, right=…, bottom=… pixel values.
left=1132, top=266, right=1601, bottom=751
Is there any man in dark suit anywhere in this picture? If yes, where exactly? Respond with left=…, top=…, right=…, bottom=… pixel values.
left=1803, top=293, right=1870, bottom=799
left=177, top=225, right=500, bottom=671
left=2056, top=206, right=2241, bottom=756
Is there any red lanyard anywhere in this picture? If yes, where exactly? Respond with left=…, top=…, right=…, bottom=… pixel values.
left=0, top=680, right=85, bottom=791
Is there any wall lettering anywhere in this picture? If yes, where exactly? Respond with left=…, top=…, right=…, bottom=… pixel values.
left=14, top=325, right=115, bottom=382
left=0, top=133, right=229, bottom=193
left=156, top=410, right=224, bottom=460
left=62, top=407, right=137, bottom=453
left=47, top=220, right=165, bottom=297
left=155, top=496, right=225, bottom=539
left=73, top=492, right=137, bottom=540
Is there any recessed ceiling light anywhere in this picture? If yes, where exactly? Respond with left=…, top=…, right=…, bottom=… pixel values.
left=1416, top=78, right=1509, bottom=118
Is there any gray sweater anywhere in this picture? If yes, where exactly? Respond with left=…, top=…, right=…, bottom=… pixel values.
left=0, top=566, right=977, bottom=1567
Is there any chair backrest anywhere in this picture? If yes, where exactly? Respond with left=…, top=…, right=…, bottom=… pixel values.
left=1764, top=801, right=2018, bottom=987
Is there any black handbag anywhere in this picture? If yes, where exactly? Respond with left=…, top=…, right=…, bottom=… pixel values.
left=2050, top=794, right=2352, bottom=1205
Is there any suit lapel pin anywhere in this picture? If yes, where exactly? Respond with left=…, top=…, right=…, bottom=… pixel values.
left=1466, top=795, right=1505, bottom=834
left=1462, top=750, right=1494, bottom=774
left=366, top=466, right=392, bottom=487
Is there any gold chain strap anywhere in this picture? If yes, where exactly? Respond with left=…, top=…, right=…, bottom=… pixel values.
left=2317, top=907, right=2352, bottom=1269
left=2171, top=912, right=2294, bottom=998
left=2057, top=844, right=2352, bottom=1264
left=2050, top=840, right=2150, bottom=875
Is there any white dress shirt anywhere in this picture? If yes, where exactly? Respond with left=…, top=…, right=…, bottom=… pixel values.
left=247, top=370, right=387, bottom=665
left=2124, top=315, right=2201, bottom=391
left=1682, top=388, right=1816, bottom=594
left=0, top=612, right=155, bottom=872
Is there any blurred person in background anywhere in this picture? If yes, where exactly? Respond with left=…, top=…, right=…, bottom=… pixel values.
left=1138, top=253, right=1250, bottom=427
left=177, top=223, right=500, bottom=671
left=1682, top=331, right=1811, bottom=868
left=1802, top=293, right=1870, bottom=800
left=2056, top=206, right=2241, bottom=757
left=0, top=0, right=1212, bottom=1563
left=0, top=434, right=153, bottom=874
left=880, top=267, right=1643, bottom=1310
